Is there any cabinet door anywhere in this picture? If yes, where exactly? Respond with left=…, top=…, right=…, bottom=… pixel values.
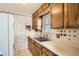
left=51, top=4, right=64, bottom=28
left=64, top=3, right=79, bottom=28
left=28, top=39, right=31, bottom=51
left=32, top=16, right=38, bottom=30
left=32, top=16, right=35, bottom=29
left=32, top=16, right=37, bottom=29
left=28, top=38, right=33, bottom=53
left=42, top=47, right=57, bottom=56
left=35, top=46, right=41, bottom=56
left=35, top=17, right=38, bottom=29
left=31, top=44, right=36, bottom=56
left=34, top=42, right=41, bottom=56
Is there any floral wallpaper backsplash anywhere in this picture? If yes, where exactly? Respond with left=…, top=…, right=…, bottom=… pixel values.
left=13, top=15, right=27, bottom=50
left=44, top=29, right=79, bottom=48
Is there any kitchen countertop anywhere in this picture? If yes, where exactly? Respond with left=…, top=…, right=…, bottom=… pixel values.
left=29, top=36, right=79, bottom=56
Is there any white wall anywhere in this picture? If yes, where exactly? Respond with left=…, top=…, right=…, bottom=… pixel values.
left=25, top=16, right=32, bottom=48
left=25, top=16, right=32, bottom=28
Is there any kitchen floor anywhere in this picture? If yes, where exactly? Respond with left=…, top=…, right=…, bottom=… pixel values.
left=14, top=48, right=32, bottom=56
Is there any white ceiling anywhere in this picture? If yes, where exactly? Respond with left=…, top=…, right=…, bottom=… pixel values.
left=0, top=3, right=42, bottom=16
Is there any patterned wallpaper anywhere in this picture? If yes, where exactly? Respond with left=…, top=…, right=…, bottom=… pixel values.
left=44, top=29, right=79, bottom=48
left=13, top=15, right=29, bottom=50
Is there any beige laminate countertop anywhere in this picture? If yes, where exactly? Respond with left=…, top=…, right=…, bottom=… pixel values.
left=29, top=36, right=79, bottom=56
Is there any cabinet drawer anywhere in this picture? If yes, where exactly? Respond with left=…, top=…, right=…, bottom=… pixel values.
left=35, top=41, right=41, bottom=49
left=42, top=47, right=57, bottom=56
left=41, top=52, right=48, bottom=56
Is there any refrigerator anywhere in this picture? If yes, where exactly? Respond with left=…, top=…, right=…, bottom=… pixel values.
left=0, top=13, right=14, bottom=56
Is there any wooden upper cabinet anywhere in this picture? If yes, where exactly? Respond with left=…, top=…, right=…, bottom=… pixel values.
left=38, top=6, right=42, bottom=15
left=32, top=3, right=79, bottom=29
left=51, top=3, right=79, bottom=29
left=32, top=17, right=38, bottom=29
left=32, top=15, right=37, bottom=29
left=32, top=3, right=50, bottom=30
left=51, top=3, right=64, bottom=28
left=42, top=3, right=50, bottom=11
left=38, top=3, right=50, bottom=15
left=34, top=11, right=38, bottom=16
left=32, top=15, right=35, bottom=29
left=32, top=11, right=38, bottom=30
left=64, top=3, right=79, bottom=28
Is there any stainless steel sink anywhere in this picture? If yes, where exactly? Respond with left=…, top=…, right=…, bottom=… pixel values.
left=34, top=36, right=51, bottom=42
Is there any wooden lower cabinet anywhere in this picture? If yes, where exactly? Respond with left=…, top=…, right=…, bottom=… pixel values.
left=28, top=37, right=40, bottom=56
left=28, top=37, right=57, bottom=56
left=31, top=44, right=36, bottom=56
left=41, top=52, right=48, bottom=56
left=42, top=46, right=57, bottom=56
left=28, top=39, right=32, bottom=51
left=34, top=41, right=41, bottom=56
left=34, top=46, right=41, bottom=56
